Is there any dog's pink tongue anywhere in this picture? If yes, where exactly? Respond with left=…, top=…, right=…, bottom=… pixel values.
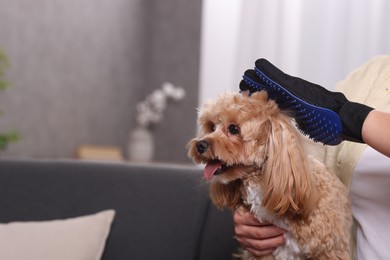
left=204, top=160, right=221, bottom=180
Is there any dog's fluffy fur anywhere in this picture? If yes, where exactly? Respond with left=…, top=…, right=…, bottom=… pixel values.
left=187, top=91, right=352, bottom=260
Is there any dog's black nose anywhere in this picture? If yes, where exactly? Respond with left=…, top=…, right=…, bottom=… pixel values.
left=196, top=140, right=209, bottom=154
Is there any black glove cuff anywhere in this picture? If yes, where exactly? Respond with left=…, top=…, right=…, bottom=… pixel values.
left=339, top=102, right=374, bottom=143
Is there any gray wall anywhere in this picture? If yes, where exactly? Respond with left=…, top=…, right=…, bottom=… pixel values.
left=0, top=0, right=202, bottom=163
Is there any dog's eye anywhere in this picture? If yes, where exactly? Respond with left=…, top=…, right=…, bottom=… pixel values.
left=228, top=124, right=240, bottom=135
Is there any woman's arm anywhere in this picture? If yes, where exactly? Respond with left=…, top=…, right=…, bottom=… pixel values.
left=362, top=110, right=390, bottom=157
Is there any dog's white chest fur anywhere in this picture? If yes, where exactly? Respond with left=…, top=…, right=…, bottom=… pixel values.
left=245, top=184, right=304, bottom=260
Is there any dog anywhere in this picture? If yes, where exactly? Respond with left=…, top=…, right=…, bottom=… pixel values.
left=187, top=91, right=352, bottom=259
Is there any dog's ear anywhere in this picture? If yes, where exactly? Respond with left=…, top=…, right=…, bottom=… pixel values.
left=261, top=114, right=317, bottom=219
left=209, top=180, right=242, bottom=209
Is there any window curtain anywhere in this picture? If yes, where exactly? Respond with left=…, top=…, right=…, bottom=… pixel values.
left=199, top=0, right=390, bottom=105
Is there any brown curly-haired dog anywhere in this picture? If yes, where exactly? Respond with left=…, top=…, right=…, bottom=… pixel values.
left=187, top=91, right=352, bottom=260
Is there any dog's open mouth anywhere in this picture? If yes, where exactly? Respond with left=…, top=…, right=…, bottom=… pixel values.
left=204, top=160, right=230, bottom=180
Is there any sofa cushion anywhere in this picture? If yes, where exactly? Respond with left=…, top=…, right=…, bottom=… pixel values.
left=0, top=210, right=115, bottom=260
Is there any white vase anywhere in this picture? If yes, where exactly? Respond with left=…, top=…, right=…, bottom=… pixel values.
left=128, top=127, right=154, bottom=162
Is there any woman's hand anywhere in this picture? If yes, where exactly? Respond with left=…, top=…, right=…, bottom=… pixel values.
left=233, top=209, right=285, bottom=257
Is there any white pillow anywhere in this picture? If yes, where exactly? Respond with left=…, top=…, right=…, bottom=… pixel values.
left=0, top=209, right=115, bottom=260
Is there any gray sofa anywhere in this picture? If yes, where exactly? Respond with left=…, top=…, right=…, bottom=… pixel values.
left=0, top=159, right=238, bottom=260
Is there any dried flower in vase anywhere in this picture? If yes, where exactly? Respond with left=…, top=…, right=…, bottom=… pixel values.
left=135, top=82, right=186, bottom=128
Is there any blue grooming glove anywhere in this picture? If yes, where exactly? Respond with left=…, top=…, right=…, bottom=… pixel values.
left=240, top=58, right=373, bottom=145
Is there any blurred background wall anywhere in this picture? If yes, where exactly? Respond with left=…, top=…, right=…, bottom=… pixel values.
left=0, top=0, right=201, bottom=163
left=1, top=0, right=389, bottom=164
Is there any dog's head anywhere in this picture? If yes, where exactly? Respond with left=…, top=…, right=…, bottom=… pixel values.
left=187, top=91, right=316, bottom=217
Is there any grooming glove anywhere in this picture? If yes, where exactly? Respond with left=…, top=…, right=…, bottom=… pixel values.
left=240, top=58, right=373, bottom=145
